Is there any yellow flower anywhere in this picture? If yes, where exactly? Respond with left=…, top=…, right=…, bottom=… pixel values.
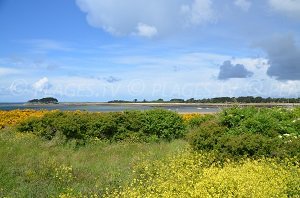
left=106, top=149, right=300, bottom=197
left=0, top=109, right=47, bottom=129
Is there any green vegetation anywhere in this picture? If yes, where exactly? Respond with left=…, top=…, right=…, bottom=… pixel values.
left=0, top=107, right=299, bottom=197
left=187, top=107, right=300, bottom=159
left=0, top=129, right=187, bottom=197
left=16, top=109, right=185, bottom=143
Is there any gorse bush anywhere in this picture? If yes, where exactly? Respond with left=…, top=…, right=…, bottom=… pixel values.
left=185, top=114, right=215, bottom=129
left=188, top=107, right=300, bottom=159
left=0, top=110, right=46, bottom=129
left=16, top=109, right=185, bottom=143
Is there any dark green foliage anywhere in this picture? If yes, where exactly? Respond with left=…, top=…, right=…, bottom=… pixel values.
left=142, top=109, right=185, bottom=141
left=28, top=97, right=58, bottom=104
left=87, top=113, right=118, bottom=139
left=16, top=109, right=185, bottom=143
left=217, top=134, right=281, bottom=158
left=188, top=107, right=300, bottom=159
left=187, top=120, right=226, bottom=151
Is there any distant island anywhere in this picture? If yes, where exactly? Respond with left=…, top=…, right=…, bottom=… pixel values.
left=27, top=97, right=59, bottom=104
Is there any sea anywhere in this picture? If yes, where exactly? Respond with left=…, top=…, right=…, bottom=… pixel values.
left=0, top=103, right=221, bottom=113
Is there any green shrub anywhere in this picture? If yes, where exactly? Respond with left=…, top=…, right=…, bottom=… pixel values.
left=87, top=113, right=118, bottom=139
left=16, top=109, right=186, bottom=143
left=187, top=120, right=226, bottom=151
left=17, top=111, right=91, bottom=142
left=220, top=107, right=257, bottom=128
left=217, top=133, right=281, bottom=158
left=113, top=111, right=145, bottom=140
left=221, top=107, right=300, bottom=136
left=188, top=107, right=300, bottom=159
left=142, top=109, right=185, bottom=141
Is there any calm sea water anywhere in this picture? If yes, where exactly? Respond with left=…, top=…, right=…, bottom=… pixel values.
left=0, top=103, right=221, bottom=113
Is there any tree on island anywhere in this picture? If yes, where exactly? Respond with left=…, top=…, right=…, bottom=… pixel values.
left=28, top=97, right=58, bottom=104
left=108, top=96, right=300, bottom=103
left=28, top=99, right=40, bottom=103
left=170, top=98, right=185, bottom=103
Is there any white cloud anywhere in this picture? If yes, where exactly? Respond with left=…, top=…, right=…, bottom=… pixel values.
left=269, top=0, right=300, bottom=18
left=76, top=0, right=214, bottom=37
left=234, top=0, right=251, bottom=11
left=181, top=0, right=215, bottom=25
left=135, top=23, right=158, bottom=38
left=32, top=77, right=52, bottom=92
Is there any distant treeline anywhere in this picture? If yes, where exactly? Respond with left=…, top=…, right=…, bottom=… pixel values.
left=108, top=96, right=300, bottom=103
left=27, top=97, right=58, bottom=104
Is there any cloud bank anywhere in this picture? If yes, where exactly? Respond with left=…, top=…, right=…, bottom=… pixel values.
left=269, top=0, right=300, bottom=18
left=76, top=0, right=214, bottom=37
left=258, top=35, right=300, bottom=80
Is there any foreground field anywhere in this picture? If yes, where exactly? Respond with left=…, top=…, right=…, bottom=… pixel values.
left=0, top=108, right=299, bottom=197
left=0, top=129, right=187, bottom=197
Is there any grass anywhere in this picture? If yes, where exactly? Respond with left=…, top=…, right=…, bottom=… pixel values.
left=2, top=128, right=299, bottom=198
left=1, top=108, right=299, bottom=197
left=0, top=128, right=188, bottom=197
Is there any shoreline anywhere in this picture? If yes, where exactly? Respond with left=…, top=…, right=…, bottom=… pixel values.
left=1, top=102, right=298, bottom=114
left=23, top=102, right=300, bottom=107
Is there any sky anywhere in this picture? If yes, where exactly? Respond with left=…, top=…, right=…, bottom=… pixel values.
left=0, top=0, right=300, bottom=102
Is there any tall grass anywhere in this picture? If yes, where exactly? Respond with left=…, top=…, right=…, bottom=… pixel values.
left=0, top=128, right=188, bottom=197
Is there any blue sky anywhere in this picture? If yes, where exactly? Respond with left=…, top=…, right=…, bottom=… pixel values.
left=0, top=0, right=300, bottom=102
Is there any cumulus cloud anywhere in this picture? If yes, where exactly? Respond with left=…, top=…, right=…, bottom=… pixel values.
left=76, top=0, right=214, bottom=37
left=234, top=0, right=251, bottom=11
left=269, top=0, right=300, bottom=18
left=218, top=60, right=253, bottom=80
left=32, top=77, right=52, bottom=92
left=135, top=23, right=158, bottom=38
left=257, top=35, right=300, bottom=80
